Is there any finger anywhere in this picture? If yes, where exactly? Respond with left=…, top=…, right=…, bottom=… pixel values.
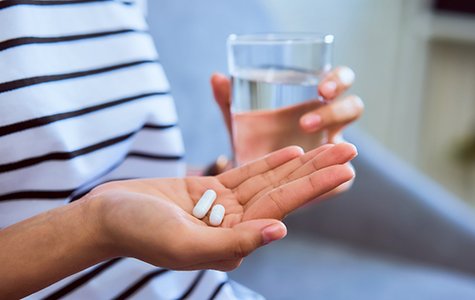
left=218, top=146, right=304, bottom=188
left=243, top=164, right=355, bottom=220
left=235, top=144, right=335, bottom=204
left=315, top=162, right=355, bottom=200
left=318, top=66, right=355, bottom=100
left=211, top=73, right=232, bottom=132
left=185, top=219, right=287, bottom=262
left=240, top=143, right=356, bottom=209
left=288, top=142, right=357, bottom=180
left=293, top=144, right=335, bottom=164
left=300, top=95, right=364, bottom=133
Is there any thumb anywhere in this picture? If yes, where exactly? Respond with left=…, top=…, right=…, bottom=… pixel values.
left=210, top=73, right=232, bottom=132
left=193, top=219, right=287, bottom=262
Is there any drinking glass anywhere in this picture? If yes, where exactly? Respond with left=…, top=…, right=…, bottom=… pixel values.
left=227, top=33, right=334, bottom=165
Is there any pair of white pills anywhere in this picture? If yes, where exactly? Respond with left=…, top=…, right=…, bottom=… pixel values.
left=192, top=189, right=225, bottom=226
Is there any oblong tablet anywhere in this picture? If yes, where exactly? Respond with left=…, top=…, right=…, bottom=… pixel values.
left=192, top=189, right=217, bottom=219
left=209, top=204, right=225, bottom=226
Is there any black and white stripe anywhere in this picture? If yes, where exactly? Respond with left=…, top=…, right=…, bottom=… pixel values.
left=0, top=29, right=147, bottom=52
left=0, top=92, right=170, bottom=138
left=0, top=125, right=184, bottom=200
left=0, top=64, right=173, bottom=127
left=43, top=258, right=124, bottom=300
left=0, top=59, right=159, bottom=94
left=28, top=259, right=238, bottom=300
left=1, top=1, right=251, bottom=299
left=0, top=0, right=133, bottom=10
left=0, top=1, right=146, bottom=42
left=111, top=268, right=170, bottom=299
left=208, top=281, right=229, bottom=300
left=0, top=31, right=160, bottom=84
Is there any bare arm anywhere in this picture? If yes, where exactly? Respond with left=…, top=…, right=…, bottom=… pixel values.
left=0, top=198, right=109, bottom=299
left=0, top=144, right=356, bottom=299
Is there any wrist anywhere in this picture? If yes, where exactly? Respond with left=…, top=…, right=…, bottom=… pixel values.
left=80, top=190, right=121, bottom=260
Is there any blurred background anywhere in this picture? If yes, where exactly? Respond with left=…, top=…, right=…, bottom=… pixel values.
left=146, top=0, right=475, bottom=298
left=148, top=0, right=475, bottom=205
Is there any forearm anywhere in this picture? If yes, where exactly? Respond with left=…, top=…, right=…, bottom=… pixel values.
left=0, top=197, right=111, bottom=299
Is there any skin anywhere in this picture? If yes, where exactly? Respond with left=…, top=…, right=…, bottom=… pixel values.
left=0, top=65, right=361, bottom=297
left=211, top=66, right=364, bottom=143
left=211, top=66, right=364, bottom=196
left=0, top=144, right=357, bottom=299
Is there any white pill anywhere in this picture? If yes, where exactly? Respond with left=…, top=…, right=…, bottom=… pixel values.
left=192, top=189, right=217, bottom=219
left=209, top=204, right=225, bottom=226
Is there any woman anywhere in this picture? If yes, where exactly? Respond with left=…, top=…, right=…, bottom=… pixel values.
left=0, top=0, right=362, bottom=299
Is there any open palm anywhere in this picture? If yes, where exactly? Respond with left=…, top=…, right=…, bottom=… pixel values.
left=91, top=143, right=356, bottom=271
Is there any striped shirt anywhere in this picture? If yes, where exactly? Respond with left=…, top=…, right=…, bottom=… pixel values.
left=0, top=1, right=261, bottom=299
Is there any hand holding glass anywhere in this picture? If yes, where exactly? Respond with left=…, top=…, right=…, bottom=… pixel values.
left=227, top=33, right=334, bottom=165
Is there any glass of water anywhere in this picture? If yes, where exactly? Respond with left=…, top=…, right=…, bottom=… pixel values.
left=227, top=33, right=334, bottom=165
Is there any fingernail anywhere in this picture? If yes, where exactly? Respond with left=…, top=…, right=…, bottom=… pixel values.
left=301, top=114, right=321, bottom=130
left=321, top=81, right=337, bottom=96
left=262, top=223, right=287, bottom=245
left=338, top=67, right=355, bottom=85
